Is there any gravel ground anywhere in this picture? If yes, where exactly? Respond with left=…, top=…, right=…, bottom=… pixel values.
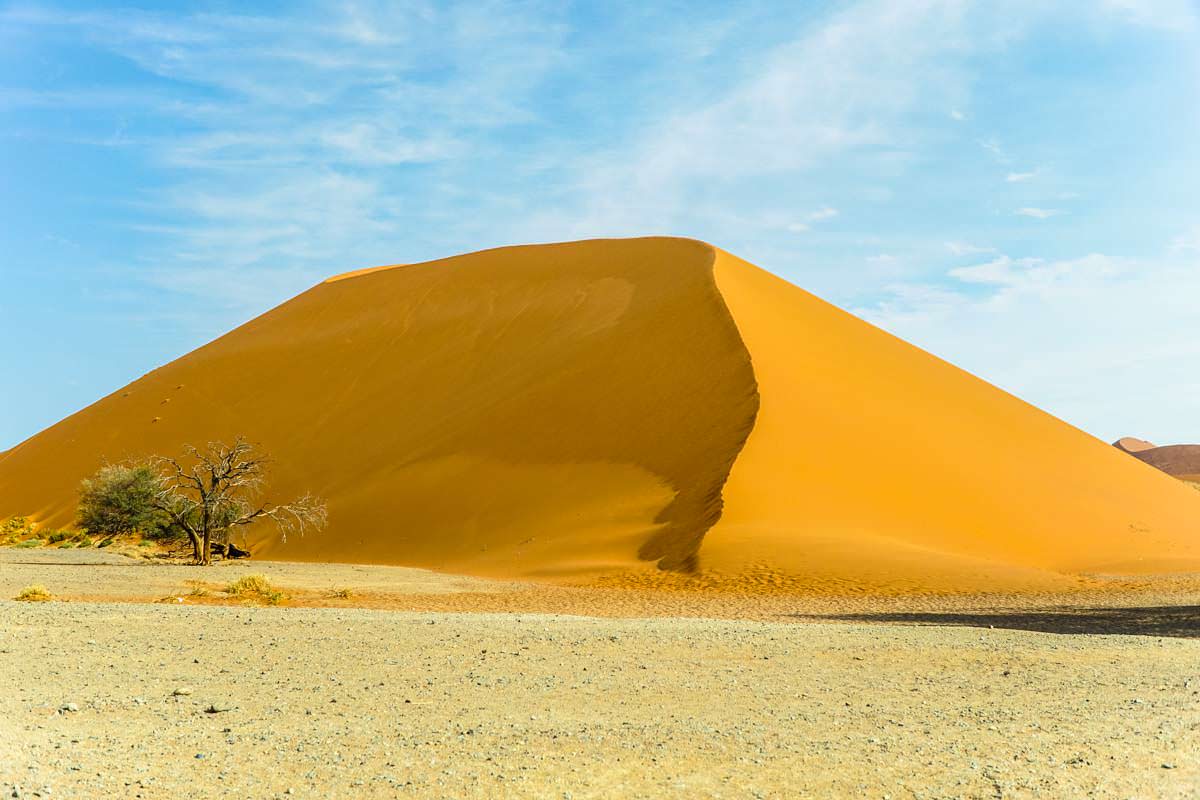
left=2, top=550, right=1199, bottom=799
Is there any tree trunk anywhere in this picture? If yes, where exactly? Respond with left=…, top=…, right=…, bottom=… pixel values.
left=188, top=531, right=202, bottom=564
left=200, top=505, right=211, bottom=566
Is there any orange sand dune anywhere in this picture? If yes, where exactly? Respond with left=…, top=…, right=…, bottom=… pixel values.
left=1, top=238, right=1198, bottom=593
left=1113, top=436, right=1156, bottom=454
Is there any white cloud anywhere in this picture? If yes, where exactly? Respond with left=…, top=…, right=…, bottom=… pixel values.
left=944, top=241, right=995, bottom=256
left=788, top=206, right=840, bottom=233
left=1005, top=170, right=1038, bottom=182
left=5, top=1, right=570, bottom=313
left=950, top=109, right=966, bottom=121
left=978, top=138, right=1010, bottom=163
left=513, top=0, right=978, bottom=239
left=1169, top=225, right=1200, bottom=254
left=858, top=245, right=1200, bottom=442
left=1102, top=0, right=1199, bottom=32
left=949, top=253, right=1123, bottom=295
left=1015, top=207, right=1062, bottom=219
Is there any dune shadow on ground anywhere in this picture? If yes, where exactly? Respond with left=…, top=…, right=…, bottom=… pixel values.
left=799, top=606, right=1200, bottom=639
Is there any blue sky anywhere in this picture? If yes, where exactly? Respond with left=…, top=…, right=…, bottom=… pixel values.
left=2, top=0, right=1198, bottom=450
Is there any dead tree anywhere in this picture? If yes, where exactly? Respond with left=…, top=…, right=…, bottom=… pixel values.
left=150, top=437, right=326, bottom=565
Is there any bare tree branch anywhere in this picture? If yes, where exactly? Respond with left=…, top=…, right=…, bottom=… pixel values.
left=146, top=438, right=326, bottom=564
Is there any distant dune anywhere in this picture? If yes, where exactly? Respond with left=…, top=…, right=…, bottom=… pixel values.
left=2, top=238, right=1199, bottom=593
left=1127, top=444, right=1200, bottom=483
left=1113, top=436, right=1156, bottom=454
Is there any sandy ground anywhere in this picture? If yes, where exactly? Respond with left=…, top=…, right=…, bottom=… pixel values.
left=2, top=549, right=1199, bottom=799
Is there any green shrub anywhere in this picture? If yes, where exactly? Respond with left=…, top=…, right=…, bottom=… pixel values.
left=1, top=516, right=35, bottom=544
left=14, top=538, right=42, bottom=549
left=77, top=464, right=165, bottom=536
left=46, top=530, right=71, bottom=544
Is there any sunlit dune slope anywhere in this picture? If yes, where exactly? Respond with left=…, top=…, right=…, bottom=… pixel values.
left=0, top=239, right=758, bottom=577
left=1, top=237, right=1198, bottom=592
left=1113, top=436, right=1155, bottom=454
left=702, top=249, right=1200, bottom=591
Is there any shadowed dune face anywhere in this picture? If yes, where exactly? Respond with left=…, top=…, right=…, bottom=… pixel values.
left=1130, top=444, right=1200, bottom=478
left=0, top=238, right=759, bottom=576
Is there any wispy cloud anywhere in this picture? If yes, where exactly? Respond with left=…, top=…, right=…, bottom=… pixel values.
left=944, top=241, right=995, bottom=256
left=1102, top=0, right=1199, bottom=32
left=858, top=242, right=1200, bottom=441
left=513, top=0, right=980, bottom=240
left=1005, top=170, right=1038, bottom=182
left=4, top=1, right=570, bottom=310
left=1015, top=207, right=1062, bottom=219
left=1169, top=225, right=1200, bottom=254
left=788, top=206, right=840, bottom=233
left=978, top=138, right=1010, bottom=163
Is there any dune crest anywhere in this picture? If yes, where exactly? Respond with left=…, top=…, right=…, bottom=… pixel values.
left=1113, top=436, right=1156, bottom=454
left=2, top=237, right=1198, bottom=592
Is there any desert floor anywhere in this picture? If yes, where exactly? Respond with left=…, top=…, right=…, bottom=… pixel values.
left=2, top=549, right=1198, bottom=799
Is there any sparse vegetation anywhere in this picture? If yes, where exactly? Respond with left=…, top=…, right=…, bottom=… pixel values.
left=225, top=574, right=287, bottom=605
left=326, top=587, right=354, bottom=599
left=46, top=530, right=71, bottom=544
left=15, top=538, right=42, bottom=549
left=15, top=584, right=52, bottom=602
left=185, top=581, right=212, bottom=597
left=77, top=464, right=165, bottom=537
left=74, top=438, right=326, bottom=564
left=1, top=516, right=36, bottom=545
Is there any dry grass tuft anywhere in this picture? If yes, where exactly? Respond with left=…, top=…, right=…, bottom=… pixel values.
left=326, top=587, right=354, bottom=599
left=225, top=574, right=287, bottom=605
left=15, top=584, right=53, bottom=602
left=186, top=581, right=213, bottom=598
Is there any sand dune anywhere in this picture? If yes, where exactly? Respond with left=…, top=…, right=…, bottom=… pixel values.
left=1129, top=444, right=1200, bottom=481
left=1113, top=436, right=1156, bottom=453
left=1, top=237, right=1198, bottom=592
